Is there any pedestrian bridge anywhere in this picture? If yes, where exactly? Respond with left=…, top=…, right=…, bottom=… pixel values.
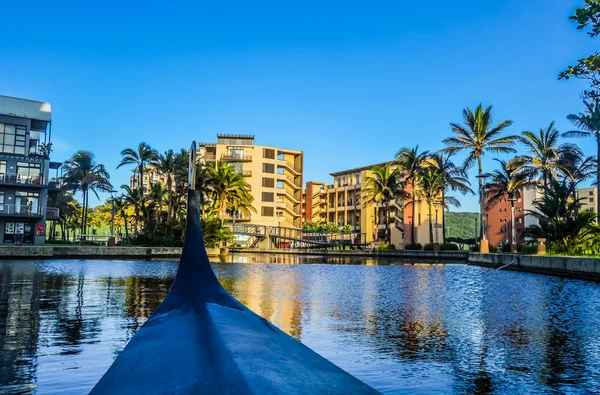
left=227, top=224, right=367, bottom=249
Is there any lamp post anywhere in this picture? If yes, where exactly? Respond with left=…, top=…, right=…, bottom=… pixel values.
left=508, top=196, right=518, bottom=253
left=476, top=173, right=491, bottom=253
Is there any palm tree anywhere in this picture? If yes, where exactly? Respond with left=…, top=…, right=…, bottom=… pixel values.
left=427, top=153, right=474, bottom=241
left=63, top=151, right=112, bottom=236
left=396, top=146, right=429, bottom=244
left=113, top=196, right=130, bottom=242
left=121, top=185, right=145, bottom=234
left=207, top=161, right=254, bottom=224
left=362, top=164, right=409, bottom=244
left=443, top=104, right=516, bottom=183
left=117, top=142, right=159, bottom=195
left=149, top=183, right=168, bottom=227
left=565, top=100, right=600, bottom=216
left=417, top=166, right=446, bottom=244
left=443, top=104, right=515, bottom=244
left=509, top=122, right=583, bottom=193
left=560, top=154, right=597, bottom=210
left=196, top=162, right=215, bottom=217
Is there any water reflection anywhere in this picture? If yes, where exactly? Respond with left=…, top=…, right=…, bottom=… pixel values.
left=1, top=257, right=600, bottom=393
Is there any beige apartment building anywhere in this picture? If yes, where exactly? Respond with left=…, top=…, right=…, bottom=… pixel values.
left=199, top=134, right=303, bottom=228
left=129, top=165, right=168, bottom=191
left=577, top=187, right=598, bottom=213
left=304, top=163, right=442, bottom=248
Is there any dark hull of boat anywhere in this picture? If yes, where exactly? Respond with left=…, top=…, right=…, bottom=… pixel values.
left=91, top=190, right=378, bottom=394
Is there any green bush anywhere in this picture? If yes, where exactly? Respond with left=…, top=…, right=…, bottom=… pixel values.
left=377, top=243, right=396, bottom=251
left=440, top=243, right=459, bottom=251
left=405, top=243, right=422, bottom=250
left=423, top=243, right=434, bottom=251
left=518, top=243, right=537, bottom=254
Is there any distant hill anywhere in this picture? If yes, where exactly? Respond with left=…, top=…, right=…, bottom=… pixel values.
left=445, top=212, right=480, bottom=240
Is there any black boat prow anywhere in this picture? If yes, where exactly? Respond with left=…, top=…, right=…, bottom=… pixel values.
left=90, top=143, right=378, bottom=394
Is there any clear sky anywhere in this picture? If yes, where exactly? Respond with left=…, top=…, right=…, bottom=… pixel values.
left=1, top=0, right=597, bottom=211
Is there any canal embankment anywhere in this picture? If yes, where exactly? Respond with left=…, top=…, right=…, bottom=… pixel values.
left=468, top=252, right=600, bottom=281
left=229, top=248, right=470, bottom=261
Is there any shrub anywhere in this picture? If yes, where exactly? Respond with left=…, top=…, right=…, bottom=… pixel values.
left=518, top=243, right=537, bottom=254
left=440, top=243, right=459, bottom=251
left=405, top=243, right=422, bottom=250
left=471, top=244, right=480, bottom=252
left=377, top=243, right=396, bottom=251
left=423, top=243, right=434, bottom=251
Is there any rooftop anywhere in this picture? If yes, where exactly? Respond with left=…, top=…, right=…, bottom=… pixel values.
left=216, top=134, right=254, bottom=139
left=0, top=95, right=51, bottom=122
left=330, top=161, right=392, bottom=177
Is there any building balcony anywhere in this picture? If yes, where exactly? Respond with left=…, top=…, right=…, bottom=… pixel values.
left=46, top=207, right=60, bottom=220
left=203, top=154, right=217, bottom=162
left=279, top=160, right=301, bottom=175
left=277, top=189, right=300, bottom=204
left=241, top=170, right=252, bottom=177
left=0, top=173, right=45, bottom=188
left=221, top=154, right=252, bottom=162
left=0, top=204, right=43, bottom=218
left=276, top=200, right=300, bottom=216
left=48, top=177, right=63, bottom=191
left=276, top=173, right=301, bottom=189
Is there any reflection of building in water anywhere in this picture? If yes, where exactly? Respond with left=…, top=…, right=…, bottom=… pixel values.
left=0, top=264, right=41, bottom=391
left=221, top=267, right=305, bottom=339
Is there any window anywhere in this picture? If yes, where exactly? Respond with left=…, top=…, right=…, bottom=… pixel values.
left=498, top=208, right=501, bottom=213
left=356, top=173, right=361, bottom=185
left=0, top=123, right=27, bottom=155
left=263, top=163, right=275, bottom=173
left=262, top=177, right=274, bottom=188
left=516, top=218, right=523, bottom=224
left=277, top=167, right=284, bottom=174
left=590, top=191, right=594, bottom=196
left=277, top=152, right=284, bottom=160
left=15, top=191, right=39, bottom=214
left=499, top=219, right=503, bottom=223
left=591, top=198, right=595, bottom=203
left=263, top=149, right=275, bottom=159
left=217, top=136, right=254, bottom=146
left=504, top=208, right=507, bottom=212
left=0, top=161, right=5, bottom=174
left=17, top=162, right=41, bottom=183
left=262, top=192, right=274, bottom=202
left=261, top=206, right=274, bottom=216
left=277, top=181, right=284, bottom=189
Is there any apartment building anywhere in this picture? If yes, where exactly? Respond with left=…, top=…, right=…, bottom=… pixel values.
left=577, top=187, right=598, bottom=213
left=199, top=134, right=303, bottom=228
left=484, top=186, right=542, bottom=248
left=0, top=96, right=61, bottom=244
left=304, top=163, right=441, bottom=248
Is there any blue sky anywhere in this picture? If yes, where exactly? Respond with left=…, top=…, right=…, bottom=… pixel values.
left=1, top=0, right=597, bottom=211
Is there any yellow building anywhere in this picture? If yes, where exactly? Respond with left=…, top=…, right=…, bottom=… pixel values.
left=199, top=134, right=303, bottom=228
left=304, top=163, right=442, bottom=248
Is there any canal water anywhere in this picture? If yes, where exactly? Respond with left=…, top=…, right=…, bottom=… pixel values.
left=1, top=255, right=600, bottom=394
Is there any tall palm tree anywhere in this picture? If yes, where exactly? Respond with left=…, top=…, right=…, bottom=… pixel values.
left=117, top=142, right=159, bottom=195
left=121, top=185, right=145, bottom=234
left=427, top=153, right=474, bottom=241
left=207, top=161, right=254, bottom=224
left=63, top=151, right=112, bottom=236
left=509, top=122, right=583, bottom=193
left=417, top=166, right=446, bottom=244
left=113, top=196, right=130, bottom=242
left=362, top=164, right=409, bottom=244
left=149, top=183, right=168, bottom=228
left=565, top=100, right=600, bottom=216
left=396, top=146, right=429, bottom=244
left=443, top=104, right=515, bottom=243
left=443, top=104, right=516, bottom=184
left=560, top=153, right=597, bottom=210
left=196, top=162, right=215, bottom=217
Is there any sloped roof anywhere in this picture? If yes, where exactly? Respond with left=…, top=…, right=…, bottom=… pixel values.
left=0, top=95, right=51, bottom=122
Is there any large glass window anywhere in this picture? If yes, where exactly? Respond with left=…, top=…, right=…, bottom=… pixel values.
left=0, top=123, right=27, bottom=155
left=15, top=191, right=39, bottom=214
left=17, top=162, right=42, bottom=183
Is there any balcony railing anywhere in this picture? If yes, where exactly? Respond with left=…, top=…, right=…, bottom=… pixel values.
left=221, top=154, right=252, bottom=162
left=280, top=160, right=301, bottom=174
left=242, top=170, right=252, bottom=177
left=48, top=177, right=63, bottom=189
left=0, top=173, right=44, bottom=186
left=0, top=204, right=42, bottom=216
left=203, top=154, right=217, bottom=161
left=46, top=207, right=60, bottom=219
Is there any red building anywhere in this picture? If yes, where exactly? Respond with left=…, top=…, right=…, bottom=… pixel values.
left=484, top=190, right=526, bottom=248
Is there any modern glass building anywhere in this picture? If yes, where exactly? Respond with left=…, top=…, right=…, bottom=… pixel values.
left=0, top=95, right=61, bottom=244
